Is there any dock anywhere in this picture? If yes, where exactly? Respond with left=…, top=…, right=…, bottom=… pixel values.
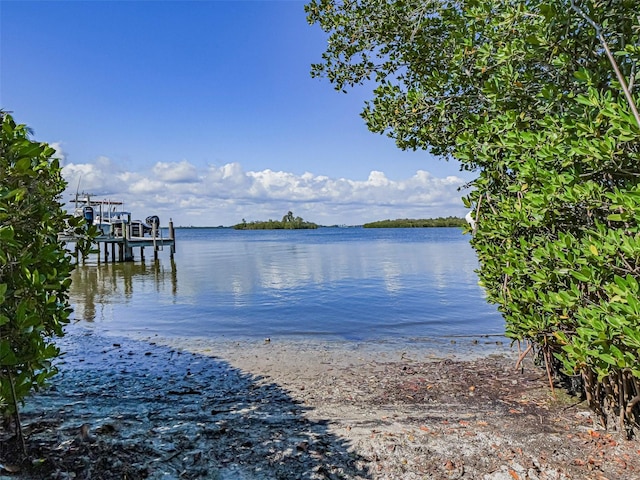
left=60, top=193, right=176, bottom=263
left=60, top=216, right=176, bottom=263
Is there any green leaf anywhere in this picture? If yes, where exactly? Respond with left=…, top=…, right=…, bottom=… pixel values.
left=14, top=157, right=32, bottom=173
left=570, top=269, right=590, bottom=282
left=0, top=226, right=14, bottom=241
left=599, top=353, right=617, bottom=366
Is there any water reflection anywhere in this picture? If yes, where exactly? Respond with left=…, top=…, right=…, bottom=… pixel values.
left=70, top=258, right=177, bottom=322
left=174, top=236, right=480, bottom=299
left=68, top=229, right=503, bottom=339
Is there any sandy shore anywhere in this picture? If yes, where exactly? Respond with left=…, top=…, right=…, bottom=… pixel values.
left=2, top=326, right=639, bottom=479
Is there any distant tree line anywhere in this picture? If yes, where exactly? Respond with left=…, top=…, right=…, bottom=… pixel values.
left=363, top=217, right=466, bottom=228
left=234, top=211, right=318, bottom=230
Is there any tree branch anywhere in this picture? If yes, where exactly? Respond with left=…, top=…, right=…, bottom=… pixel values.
left=570, top=0, right=640, bottom=128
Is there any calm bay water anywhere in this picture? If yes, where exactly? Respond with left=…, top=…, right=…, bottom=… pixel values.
left=69, top=227, right=505, bottom=342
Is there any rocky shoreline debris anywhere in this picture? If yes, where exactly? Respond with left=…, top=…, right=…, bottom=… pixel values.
left=1, top=327, right=639, bottom=479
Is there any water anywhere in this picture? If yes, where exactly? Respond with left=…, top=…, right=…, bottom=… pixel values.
left=69, top=227, right=505, bottom=343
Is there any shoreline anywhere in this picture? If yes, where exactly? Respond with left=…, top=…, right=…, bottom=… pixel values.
left=3, top=326, right=639, bottom=479
left=112, top=321, right=517, bottom=362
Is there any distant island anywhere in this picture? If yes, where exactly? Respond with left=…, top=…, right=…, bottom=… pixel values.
left=233, top=211, right=318, bottom=230
left=363, top=217, right=466, bottom=228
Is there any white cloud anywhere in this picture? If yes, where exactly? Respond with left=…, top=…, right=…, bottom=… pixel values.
left=62, top=156, right=120, bottom=195
left=62, top=158, right=470, bottom=226
left=49, top=142, right=67, bottom=164
left=130, top=179, right=164, bottom=194
left=152, top=160, right=199, bottom=183
left=366, top=170, right=390, bottom=187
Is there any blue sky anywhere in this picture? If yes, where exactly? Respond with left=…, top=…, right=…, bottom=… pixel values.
left=1, top=0, right=473, bottom=226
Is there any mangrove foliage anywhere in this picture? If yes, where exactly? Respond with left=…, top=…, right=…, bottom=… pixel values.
left=0, top=112, right=94, bottom=452
left=308, top=0, right=640, bottom=436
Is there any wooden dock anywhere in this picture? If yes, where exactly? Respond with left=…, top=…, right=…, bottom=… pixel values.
left=60, top=218, right=176, bottom=263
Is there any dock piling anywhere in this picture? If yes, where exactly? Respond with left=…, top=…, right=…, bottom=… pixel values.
left=169, top=219, right=175, bottom=256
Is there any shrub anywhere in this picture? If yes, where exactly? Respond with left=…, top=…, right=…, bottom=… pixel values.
left=0, top=112, right=92, bottom=449
left=308, top=0, right=640, bottom=435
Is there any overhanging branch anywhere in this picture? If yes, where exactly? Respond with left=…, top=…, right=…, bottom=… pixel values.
left=570, top=0, right=640, bottom=128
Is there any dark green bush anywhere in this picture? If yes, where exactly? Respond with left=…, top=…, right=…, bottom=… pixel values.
left=462, top=87, right=640, bottom=435
left=0, top=112, right=92, bottom=446
left=308, top=0, right=640, bottom=435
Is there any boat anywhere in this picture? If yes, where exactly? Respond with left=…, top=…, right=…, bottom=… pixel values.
left=60, top=193, right=175, bottom=262
left=70, top=192, right=159, bottom=238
